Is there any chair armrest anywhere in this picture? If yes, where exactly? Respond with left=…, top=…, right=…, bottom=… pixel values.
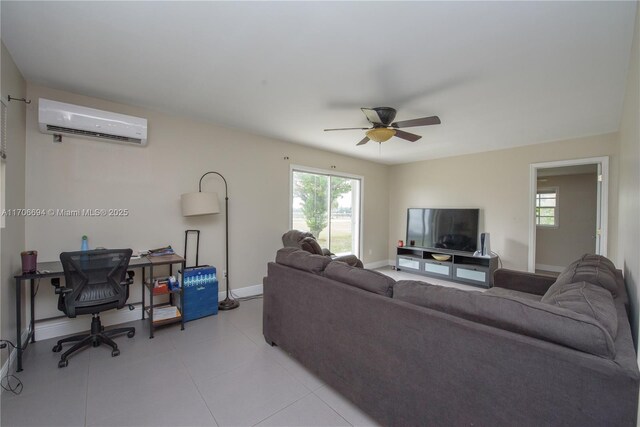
left=492, top=268, right=557, bottom=296
left=50, top=278, right=73, bottom=295
left=120, top=270, right=135, bottom=300
left=123, top=270, right=135, bottom=286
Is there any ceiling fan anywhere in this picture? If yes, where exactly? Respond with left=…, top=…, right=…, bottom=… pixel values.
left=324, top=107, right=441, bottom=146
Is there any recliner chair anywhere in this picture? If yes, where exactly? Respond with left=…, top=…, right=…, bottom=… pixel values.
left=51, top=249, right=136, bottom=368
left=282, top=230, right=364, bottom=268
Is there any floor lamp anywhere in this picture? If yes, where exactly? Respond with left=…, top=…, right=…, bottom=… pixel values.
left=181, top=171, right=239, bottom=310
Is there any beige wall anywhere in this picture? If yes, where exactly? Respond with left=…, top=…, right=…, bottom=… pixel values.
left=618, top=2, right=640, bottom=348
left=388, top=133, right=619, bottom=270
left=24, top=84, right=389, bottom=320
left=535, top=173, right=597, bottom=269
left=0, top=42, right=27, bottom=363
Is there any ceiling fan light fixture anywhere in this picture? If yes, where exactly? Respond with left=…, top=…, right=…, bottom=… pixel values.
left=366, top=128, right=396, bottom=143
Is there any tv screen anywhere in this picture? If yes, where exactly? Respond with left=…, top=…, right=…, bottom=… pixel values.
left=406, top=208, right=479, bottom=252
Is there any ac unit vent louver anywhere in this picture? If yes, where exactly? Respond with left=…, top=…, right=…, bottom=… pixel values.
left=38, top=99, right=148, bottom=146
left=45, top=125, right=143, bottom=144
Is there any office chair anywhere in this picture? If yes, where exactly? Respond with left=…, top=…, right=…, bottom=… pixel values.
left=50, top=249, right=136, bottom=368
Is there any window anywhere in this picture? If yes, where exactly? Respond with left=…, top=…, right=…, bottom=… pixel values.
left=291, top=167, right=362, bottom=257
left=536, top=187, right=558, bottom=227
left=0, top=98, right=6, bottom=229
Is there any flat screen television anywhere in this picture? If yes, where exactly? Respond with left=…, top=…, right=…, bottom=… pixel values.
left=406, top=208, right=479, bottom=252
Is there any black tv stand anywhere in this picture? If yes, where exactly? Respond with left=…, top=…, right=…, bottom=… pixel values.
left=396, top=247, right=498, bottom=288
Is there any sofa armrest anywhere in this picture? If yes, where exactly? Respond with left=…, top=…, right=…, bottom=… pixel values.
left=492, top=269, right=556, bottom=296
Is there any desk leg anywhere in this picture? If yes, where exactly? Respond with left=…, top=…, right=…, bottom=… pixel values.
left=15, top=278, right=23, bottom=372
left=180, top=261, right=185, bottom=331
left=30, top=279, right=36, bottom=343
left=141, top=267, right=146, bottom=321
left=149, top=265, right=154, bottom=339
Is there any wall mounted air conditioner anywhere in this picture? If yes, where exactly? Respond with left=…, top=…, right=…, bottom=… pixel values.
left=38, top=98, right=148, bottom=146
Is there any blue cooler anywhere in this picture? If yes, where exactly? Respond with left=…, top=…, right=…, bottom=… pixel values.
left=180, top=266, right=218, bottom=321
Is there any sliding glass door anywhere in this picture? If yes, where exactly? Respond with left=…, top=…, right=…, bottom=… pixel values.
left=291, top=167, right=361, bottom=257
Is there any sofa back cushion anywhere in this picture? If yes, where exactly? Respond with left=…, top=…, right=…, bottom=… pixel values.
left=577, top=254, right=617, bottom=273
left=552, top=255, right=618, bottom=296
left=394, top=280, right=616, bottom=359
left=541, top=281, right=617, bottom=339
left=324, top=261, right=395, bottom=297
left=275, top=247, right=331, bottom=274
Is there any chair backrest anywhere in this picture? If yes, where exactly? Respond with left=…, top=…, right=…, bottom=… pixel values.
left=59, top=249, right=132, bottom=317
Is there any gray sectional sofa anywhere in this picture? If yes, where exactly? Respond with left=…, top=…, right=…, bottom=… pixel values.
left=263, top=248, right=639, bottom=426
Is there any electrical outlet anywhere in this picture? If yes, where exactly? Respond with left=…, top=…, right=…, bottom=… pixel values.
left=223, top=270, right=227, bottom=278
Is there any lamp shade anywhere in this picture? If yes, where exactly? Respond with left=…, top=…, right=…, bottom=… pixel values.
left=181, top=192, right=220, bottom=216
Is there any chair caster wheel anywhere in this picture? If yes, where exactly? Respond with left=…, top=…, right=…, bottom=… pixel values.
left=52, top=344, right=62, bottom=353
left=127, top=330, right=135, bottom=338
left=58, top=359, right=68, bottom=368
left=111, top=349, right=120, bottom=357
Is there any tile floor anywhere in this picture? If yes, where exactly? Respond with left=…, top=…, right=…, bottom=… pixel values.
left=0, top=298, right=380, bottom=427
left=0, top=267, right=478, bottom=427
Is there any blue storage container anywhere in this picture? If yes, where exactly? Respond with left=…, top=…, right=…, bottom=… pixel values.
left=180, top=266, right=218, bottom=321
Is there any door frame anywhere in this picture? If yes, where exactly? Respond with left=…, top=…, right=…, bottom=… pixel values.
left=528, top=156, right=609, bottom=272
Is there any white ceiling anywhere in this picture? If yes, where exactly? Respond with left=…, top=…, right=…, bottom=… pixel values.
left=1, top=1, right=636, bottom=165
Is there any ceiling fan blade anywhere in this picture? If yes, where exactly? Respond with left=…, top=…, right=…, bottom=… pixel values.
left=356, top=136, right=370, bottom=146
left=394, top=130, right=422, bottom=142
left=392, top=116, right=441, bottom=128
left=324, top=127, right=369, bottom=132
left=361, top=108, right=383, bottom=124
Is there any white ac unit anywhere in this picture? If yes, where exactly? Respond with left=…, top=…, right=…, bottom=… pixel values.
left=38, top=98, right=148, bottom=146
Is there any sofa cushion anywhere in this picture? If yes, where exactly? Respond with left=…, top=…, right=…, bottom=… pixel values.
left=484, top=287, right=542, bottom=302
left=577, top=254, right=617, bottom=274
left=541, top=281, right=617, bottom=339
left=552, top=256, right=618, bottom=296
left=275, top=247, right=331, bottom=274
left=324, top=261, right=395, bottom=297
left=300, top=237, right=324, bottom=255
left=394, top=280, right=616, bottom=358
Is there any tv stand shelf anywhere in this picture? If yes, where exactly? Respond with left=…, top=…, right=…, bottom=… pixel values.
left=396, top=247, right=498, bottom=288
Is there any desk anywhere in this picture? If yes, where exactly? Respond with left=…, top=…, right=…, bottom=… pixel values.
left=13, top=254, right=184, bottom=372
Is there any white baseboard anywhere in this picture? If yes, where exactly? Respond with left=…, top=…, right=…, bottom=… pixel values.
left=364, top=259, right=392, bottom=269
left=535, top=263, right=565, bottom=273
left=229, top=284, right=263, bottom=299
left=35, top=303, right=143, bottom=342
left=30, top=284, right=264, bottom=342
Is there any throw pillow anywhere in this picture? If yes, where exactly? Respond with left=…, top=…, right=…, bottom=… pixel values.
left=300, top=237, right=324, bottom=255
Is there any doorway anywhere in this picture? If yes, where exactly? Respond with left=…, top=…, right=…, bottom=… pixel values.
left=528, top=157, right=609, bottom=273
